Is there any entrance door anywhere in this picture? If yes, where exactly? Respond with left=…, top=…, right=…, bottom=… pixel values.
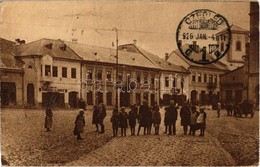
left=27, top=83, right=35, bottom=107
left=1, top=82, right=16, bottom=106
left=120, top=92, right=130, bottom=107
left=106, top=92, right=112, bottom=106
left=191, top=90, right=198, bottom=105
left=200, top=91, right=206, bottom=105
left=151, top=94, right=155, bottom=106
left=69, top=91, right=78, bottom=108
left=235, top=90, right=242, bottom=105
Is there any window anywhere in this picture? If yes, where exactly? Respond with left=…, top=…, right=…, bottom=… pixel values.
left=62, top=67, right=67, bottom=78
left=87, top=69, right=92, bottom=79
left=71, top=68, right=76, bottom=79
left=209, top=74, right=213, bottom=82
left=106, top=71, right=111, bottom=80
left=45, top=65, right=51, bottom=76
left=144, top=75, right=148, bottom=84
left=214, top=75, right=218, bottom=83
left=41, top=65, right=43, bottom=76
left=151, top=76, right=155, bottom=85
left=204, top=74, right=207, bottom=82
left=173, top=77, right=176, bottom=87
left=221, top=42, right=224, bottom=51
left=198, top=73, right=202, bottom=82
left=165, top=77, right=169, bottom=87
left=137, top=74, right=141, bottom=83
left=118, top=72, right=123, bottom=81
left=236, top=41, right=241, bottom=51
left=53, top=66, right=58, bottom=77
left=97, top=70, right=102, bottom=80
left=192, top=73, right=196, bottom=82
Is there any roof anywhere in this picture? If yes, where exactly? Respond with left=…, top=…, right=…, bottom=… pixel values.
left=217, top=24, right=249, bottom=35
left=168, top=45, right=230, bottom=71
left=119, top=44, right=189, bottom=73
left=14, top=38, right=82, bottom=61
left=65, top=42, right=158, bottom=69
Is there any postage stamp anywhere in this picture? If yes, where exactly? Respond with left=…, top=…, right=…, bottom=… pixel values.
left=176, top=9, right=231, bottom=64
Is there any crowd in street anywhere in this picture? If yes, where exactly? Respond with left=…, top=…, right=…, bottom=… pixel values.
left=44, top=100, right=209, bottom=140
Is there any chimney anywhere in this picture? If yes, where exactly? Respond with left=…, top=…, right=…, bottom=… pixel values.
left=165, top=53, right=169, bottom=60
left=133, top=39, right=137, bottom=45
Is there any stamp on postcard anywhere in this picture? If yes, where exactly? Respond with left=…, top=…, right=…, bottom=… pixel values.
left=176, top=9, right=231, bottom=64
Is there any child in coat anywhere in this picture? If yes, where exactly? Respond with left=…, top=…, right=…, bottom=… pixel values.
left=119, top=107, right=128, bottom=137
left=110, top=107, right=120, bottom=137
left=128, top=105, right=137, bottom=136
left=153, top=106, right=161, bottom=135
left=196, top=107, right=207, bottom=136
left=73, top=109, right=85, bottom=140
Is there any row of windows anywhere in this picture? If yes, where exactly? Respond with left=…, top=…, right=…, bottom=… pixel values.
left=41, top=65, right=77, bottom=78
left=86, top=69, right=155, bottom=84
left=191, top=73, right=217, bottom=83
left=165, top=77, right=181, bottom=87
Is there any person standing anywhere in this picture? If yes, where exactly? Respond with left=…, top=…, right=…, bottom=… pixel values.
left=137, top=100, right=149, bottom=135
left=168, top=100, right=178, bottom=135
left=110, top=107, right=120, bottom=137
left=128, top=105, right=138, bottom=136
left=164, top=106, right=170, bottom=134
left=180, top=102, right=191, bottom=135
left=44, top=107, right=53, bottom=132
left=98, top=103, right=106, bottom=133
left=147, top=107, right=153, bottom=135
left=217, top=102, right=221, bottom=118
left=92, top=105, right=99, bottom=132
left=73, top=109, right=85, bottom=140
left=119, top=107, right=128, bottom=137
left=189, top=106, right=199, bottom=135
left=153, top=106, right=161, bottom=135
left=196, top=107, right=207, bottom=136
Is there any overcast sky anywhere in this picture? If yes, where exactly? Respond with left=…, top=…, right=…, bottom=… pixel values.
left=0, top=1, right=250, bottom=57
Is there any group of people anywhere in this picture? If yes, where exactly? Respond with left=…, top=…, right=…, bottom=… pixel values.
left=44, top=100, right=208, bottom=141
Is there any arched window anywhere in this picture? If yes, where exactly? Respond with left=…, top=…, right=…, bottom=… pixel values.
left=236, top=41, right=241, bottom=51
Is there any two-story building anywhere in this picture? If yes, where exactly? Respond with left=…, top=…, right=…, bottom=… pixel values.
left=118, top=43, right=190, bottom=106
left=14, top=38, right=83, bottom=108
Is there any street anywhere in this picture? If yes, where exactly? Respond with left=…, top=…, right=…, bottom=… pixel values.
left=1, top=107, right=259, bottom=166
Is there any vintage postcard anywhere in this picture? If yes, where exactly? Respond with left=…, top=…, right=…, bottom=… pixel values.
left=0, top=0, right=259, bottom=166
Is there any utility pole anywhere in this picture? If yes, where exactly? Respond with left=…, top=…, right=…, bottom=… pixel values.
left=112, top=27, right=119, bottom=109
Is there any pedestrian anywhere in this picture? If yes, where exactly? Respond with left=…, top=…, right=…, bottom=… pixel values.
left=92, top=105, right=99, bottom=132
left=44, top=107, right=53, bottom=132
left=137, top=100, right=149, bottom=135
left=110, top=106, right=120, bottom=137
left=78, top=98, right=86, bottom=111
left=153, top=105, right=161, bottom=135
left=128, top=105, right=138, bottom=136
left=98, top=103, right=106, bottom=133
left=196, top=107, right=207, bottom=136
left=168, top=100, right=178, bottom=135
left=180, top=102, right=191, bottom=135
left=147, top=107, right=153, bottom=135
left=119, top=107, right=128, bottom=137
left=217, top=102, right=221, bottom=118
left=73, top=109, right=85, bottom=140
left=164, top=106, right=170, bottom=134
left=226, top=102, right=233, bottom=116
left=189, top=105, right=199, bottom=135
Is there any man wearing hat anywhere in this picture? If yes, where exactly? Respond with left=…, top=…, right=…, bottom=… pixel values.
left=167, top=100, right=178, bottom=135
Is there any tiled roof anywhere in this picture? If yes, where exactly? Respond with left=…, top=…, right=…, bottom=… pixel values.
left=14, top=38, right=82, bottom=60
left=65, top=42, right=158, bottom=69
left=118, top=44, right=189, bottom=73
left=217, top=24, right=249, bottom=35
left=168, top=45, right=230, bottom=71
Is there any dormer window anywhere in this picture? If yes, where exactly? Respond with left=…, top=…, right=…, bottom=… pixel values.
left=45, top=43, right=53, bottom=49
left=236, top=41, right=241, bottom=51
left=59, top=44, right=67, bottom=51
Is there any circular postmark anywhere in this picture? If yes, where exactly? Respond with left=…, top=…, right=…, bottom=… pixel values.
left=176, top=9, right=231, bottom=65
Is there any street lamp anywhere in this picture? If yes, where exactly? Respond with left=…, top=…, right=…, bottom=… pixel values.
left=112, top=27, right=119, bottom=109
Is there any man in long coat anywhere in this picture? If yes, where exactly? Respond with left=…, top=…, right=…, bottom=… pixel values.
left=180, top=102, right=191, bottom=135
left=98, top=103, right=106, bottom=133
left=137, top=100, right=149, bottom=135
left=168, top=100, right=178, bottom=135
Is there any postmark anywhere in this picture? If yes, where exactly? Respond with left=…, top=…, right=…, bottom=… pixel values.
left=176, top=9, right=231, bottom=65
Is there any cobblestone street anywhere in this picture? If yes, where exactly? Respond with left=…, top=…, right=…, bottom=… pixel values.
left=67, top=108, right=259, bottom=166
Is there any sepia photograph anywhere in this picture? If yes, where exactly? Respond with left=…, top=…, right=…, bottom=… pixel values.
left=0, top=0, right=259, bottom=166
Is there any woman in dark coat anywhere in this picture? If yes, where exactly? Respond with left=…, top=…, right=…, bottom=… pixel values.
left=147, top=107, right=153, bottom=135
left=73, top=109, right=85, bottom=140
left=110, top=107, right=120, bottom=137
left=164, top=107, right=170, bottom=134
left=153, top=106, right=161, bottom=135
left=119, top=107, right=128, bottom=137
left=137, top=101, right=149, bottom=135
left=45, top=107, right=53, bottom=132
left=92, top=105, right=99, bottom=132
left=128, top=105, right=138, bottom=136
left=180, top=102, right=191, bottom=135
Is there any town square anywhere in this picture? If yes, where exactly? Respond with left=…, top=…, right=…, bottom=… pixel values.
left=0, top=1, right=259, bottom=166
